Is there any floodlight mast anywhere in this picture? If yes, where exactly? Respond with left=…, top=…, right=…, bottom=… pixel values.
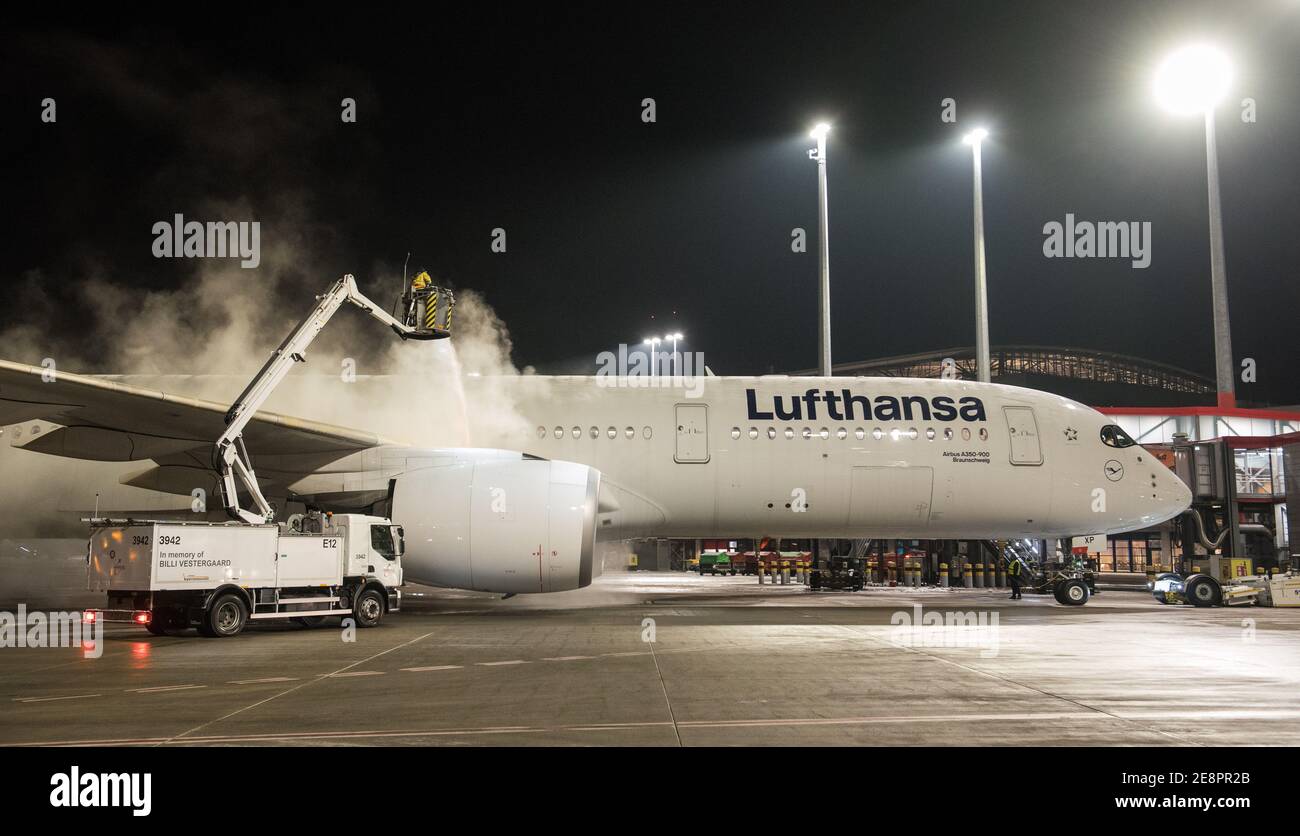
left=215, top=272, right=453, bottom=524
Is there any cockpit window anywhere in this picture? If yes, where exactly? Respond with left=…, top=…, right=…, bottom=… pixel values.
left=1100, top=424, right=1137, bottom=449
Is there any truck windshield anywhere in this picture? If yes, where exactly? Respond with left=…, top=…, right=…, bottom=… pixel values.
left=370, top=525, right=398, bottom=560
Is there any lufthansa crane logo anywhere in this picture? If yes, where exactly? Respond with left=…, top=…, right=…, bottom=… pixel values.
left=1104, top=460, right=1124, bottom=482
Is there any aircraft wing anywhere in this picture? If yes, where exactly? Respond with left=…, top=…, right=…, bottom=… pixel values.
left=0, top=359, right=396, bottom=488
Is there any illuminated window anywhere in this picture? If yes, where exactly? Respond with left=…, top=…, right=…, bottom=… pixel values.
left=978, top=427, right=988, bottom=441
left=554, top=426, right=564, bottom=439
left=749, top=427, right=759, bottom=439
left=1100, top=425, right=1137, bottom=448
left=731, top=427, right=741, bottom=439
left=889, top=428, right=902, bottom=441
left=925, top=427, right=936, bottom=440
left=784, top=428, right=795, bottom=439
left=537, top=426, right=546, bottom=439
left=944, top=428, right=953, bottom=441
left=767, top=427, right=777, bottom=439
left=907, top=427, right=918, bottom=440
left=801, top=427, right=812, bottom=440
left=872, top=428, right=883, bottom=440
left=855, top=428, right=865, bottom=440
left=590, top=426, right=599, bottom=439
left=961, top=427, right=971, bottom=441
left=643, top=426, right=652, bottom=439
left=819, top=427, right=830, bottom=440
left=607, top=426, right=617, bottom=439
left=572, top=426, right=582, bottom=439
left=836, top=428, right=847, bottom=440
left=625, top=427, right=634, bottom=438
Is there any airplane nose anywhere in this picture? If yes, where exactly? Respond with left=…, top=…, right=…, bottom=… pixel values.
left=1152, top=453, right=1193, bottom=523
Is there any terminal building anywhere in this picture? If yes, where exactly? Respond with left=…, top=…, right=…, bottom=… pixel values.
left=629, top=345, right=1298, bottom=585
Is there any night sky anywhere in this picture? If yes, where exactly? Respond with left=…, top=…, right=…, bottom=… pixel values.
left=3, top=1, right=1298, bottom=404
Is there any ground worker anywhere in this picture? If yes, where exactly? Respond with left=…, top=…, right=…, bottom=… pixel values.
left=1007, top=556, right=1024, bottom=600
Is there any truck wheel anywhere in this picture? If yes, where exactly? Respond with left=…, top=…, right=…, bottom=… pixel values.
left=1185, top=576, right=1221, bottom=608
left=353, top=588, right=384, bottom=628
left=204, top=594, right=248, bottom=637
left=145, top=620, right=168, bottom=636
left=1057, top=579, right=1089, bottom=606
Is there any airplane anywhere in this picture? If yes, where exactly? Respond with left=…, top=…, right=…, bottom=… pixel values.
left=0, top=358, right=1192, bottom=594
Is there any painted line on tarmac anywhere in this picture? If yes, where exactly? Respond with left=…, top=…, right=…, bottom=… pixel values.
left=129, top=684, right=206, bottom=693
left=476, top=660, right=528, bottom=666
left=328, top=670, right=385, bottom=677
left=228, top=677, right=299, bottom=685
left=401, top=665, right=463, bottom=672
left=13, top=693, right=101, bottom=703
left=20, top=708, right=1268, bottom=747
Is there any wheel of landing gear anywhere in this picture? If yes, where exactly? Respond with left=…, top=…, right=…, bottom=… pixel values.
left=1057, top=579, right=1089, bottom=606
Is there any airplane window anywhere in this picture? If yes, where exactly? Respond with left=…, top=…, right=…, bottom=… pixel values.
left=784, top=428, right=795, bottom=439
left=608, top=426, right=617, bottom=439
left=889, top=428, right=902, bottom=441
left=590, top=426, right=599, bottom=439
left=854, top=428, right=865, bottom=440
left=801, top=427, right=813, bottom=440
left=767, top=427, right=777, bottom=439
left=625, top=427, right=634, bottom=438
left=1100, top=425, right=1137, bottom=448
left=749, top=427, right=759, bottom=439
left=962, top=428, right=971, bottom=441
left=819, top=428, right=830, bottom=440
left=572, top=426, right=582, bottom=438
left=925, top=428, right=936, bottom=440
left=643, top=426, right=652, bottom=439
left=537, top=426, right=546, bottom=439
left=944, top=428, right=953, bottom=440
left=836, top=428, right=847, bottom=440
left=872, top=428, right=883, bottom=440
left=731, top=427, right=741, bottom=439
left=554, top=426, right=564, bottom=439
left=978, top=427, right=988, bottom=441
left=907, top=427, right=918, bottom=440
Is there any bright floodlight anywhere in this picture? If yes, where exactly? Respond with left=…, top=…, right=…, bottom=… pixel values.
left=809, top=122, right=831, bottom=140
left=1154, top=44, right=1232, bottom=115
left=962, top=127, right=989, bottom=145
left=670, top=332, right=683, bottom=340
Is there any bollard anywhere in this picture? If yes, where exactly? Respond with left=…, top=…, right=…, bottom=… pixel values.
left=913, top=561, right=921, bottom=588
left=984, top=562, right=993, bottom=589
left=939, top=562, right=949, bottom=588
left=866, top=560, right=877, bottom=585
left=963, top=559, right=973, bottom=588
left=887, top=560, right=897, bottom=587
left=757, top=561, right=766, bottom=584
left=780, top=561, right=790, bottom=585
left=797, top=561, right=806, bottom=585
left=973, top=563, right=984, bottom=588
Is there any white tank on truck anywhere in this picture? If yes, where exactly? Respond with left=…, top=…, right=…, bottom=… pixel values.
left=85, top=511, right=404, bottom=636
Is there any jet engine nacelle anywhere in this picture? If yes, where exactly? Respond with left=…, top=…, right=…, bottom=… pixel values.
left=392, top=456, right=600, bottom=594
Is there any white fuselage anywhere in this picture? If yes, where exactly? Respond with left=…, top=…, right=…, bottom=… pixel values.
left=480, top=375, right=1191, bottom=541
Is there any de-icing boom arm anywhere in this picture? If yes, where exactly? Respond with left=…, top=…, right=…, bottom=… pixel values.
left=214, top=272, right=452, bottom=524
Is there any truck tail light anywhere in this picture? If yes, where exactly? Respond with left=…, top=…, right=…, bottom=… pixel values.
left=134, top=611, right=151, bottom=625
left=83, top=611, right=97, bottom=623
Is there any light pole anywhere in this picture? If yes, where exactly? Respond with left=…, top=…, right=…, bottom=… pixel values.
left=1154, top=43, right=1236, bottom=408
left=669, top=332, right=683, bottom=376
left=643, top=336, right=662, bottom=381
left=808, top=122, right=832, bottom=377
left=962, top=127, right=991, bottom=383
